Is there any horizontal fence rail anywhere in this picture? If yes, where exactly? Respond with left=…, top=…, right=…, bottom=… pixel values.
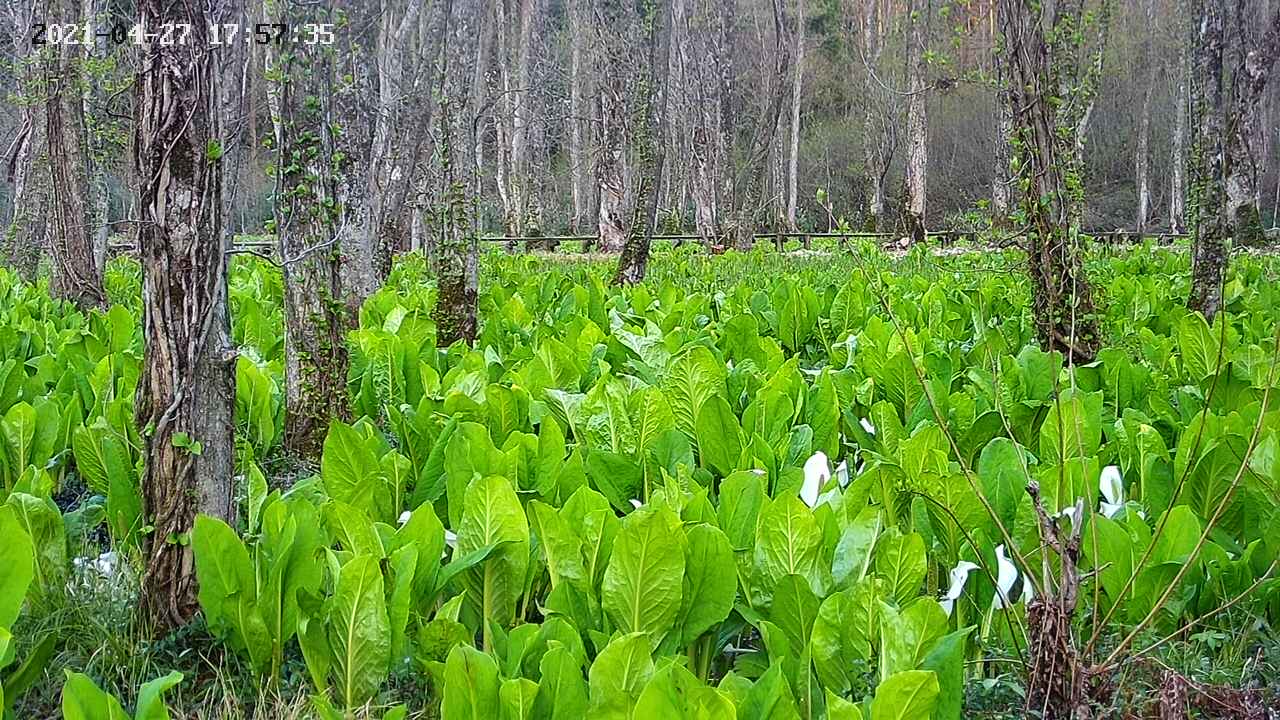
left=106, top=229, right=1192, bottom=257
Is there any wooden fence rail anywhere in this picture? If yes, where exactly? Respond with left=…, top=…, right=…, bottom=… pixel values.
left=106, top=229, right=1190, bottom=256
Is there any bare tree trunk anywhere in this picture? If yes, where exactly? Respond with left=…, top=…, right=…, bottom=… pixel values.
left=265, top=0, right=351, bottom=457
left=687, top=0, right=723, bottom=246
left=46, top=0, right=104, bottom=309
left=134, top=0, right=235, bottom=630
left=614, top=0, right=672, bottom=284
left=729, top=0, right=792, bottom=251
left=434, top=0, right=479, bottom=344
left=1171, top=39, right=1190, bottom=233
left=785, top=0, right=805, bottom=232
left=903, top=0, right=930, bottom=245
left=859, top=0, right=894, bottom=235
left=1223, top=7, right=1280, bottom=248
left=3, top=4, right=47, bottom=280
left=1001, top=0, right=1101, bottom=365
left=496, top=0, right=539, bottom=237
left=568, top=0, right=589, bottom=233
left=992, top=1, right=1014, bottom=228
left=595, top=0, right=629, bottom=252
left=1135, top=0, right=1157, bottom=235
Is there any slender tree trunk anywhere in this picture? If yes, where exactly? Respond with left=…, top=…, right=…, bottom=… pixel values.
left=434, top=0, right=479, bottom=344
left=134, top=0, right=235, bottom=630
left=615, top=0, right=672, bottom=285
left=46, top=0, right=104, bottom=309
left=1171, top=39, right=1190, bottom=233
left=860, top=0, right=891, bottom=235
left=1135, top=0, right=1157, bottom=235
left=266, top=0, right=351, bottom=457
left=992, top=2, right=1014, bottom=228
left=568, top=0, right=589, bottom=233
left=1001, top=0, right=1101, bottom=364
left=84, top=0, right=110, bottom=272
left=785, top=0, right=805, bottom=232
left=1187, top=0, right=1227, bottom=319
left=688, top=0, right=722, bottom=246
left=903, top=0, right=930, bottom=245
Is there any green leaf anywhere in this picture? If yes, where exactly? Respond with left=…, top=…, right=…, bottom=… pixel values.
left=920, top=629, right=971, bottom=720
left=456, top=476, right=530, bottom=629
left=133, top=671, right=184, bottom=720
left=330, top=554, right=391, bottom=709
left=321, top=420, right=381, bottom=514
left=634, top=662, right=735, bottom=719
left=769, top=574, right=819, bottom=654
left=602, top=508, right=685, bottom=644
left=0, top=507, right=34, bottom=627
left=443, top=644, right=501, bottom=720
left=500, top=677, right=539, bottom=720
left=873, top=529, right=926, bottom=606
left=676, top=524, right=736, bottom=647
left=530, top=645, right=588, bottom=720
left=753, top=496, right=823, bottom=603
left=662, top=346, right=725, bottom=442
left=696, top=395, right=744, bottom=478
left=870, top=670, right=939, bottom=720
left=60, top=671, right=129, bottom=720
left=718, top=470, right=767, bottom=551
left=740, top=662, right=802, bottom=720
left=587, top=633, right=654, bottom=719
left=878, top=599, right=946, bottom=679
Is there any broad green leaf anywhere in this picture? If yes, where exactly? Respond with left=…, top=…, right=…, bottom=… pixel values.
left=587, top=632, right=653, bottom=718
left=634, top=662, right=735, bottom=720
left=443, top=644, right=501, bottom=720
left=456, top=475, right=530, bottom=629
left=696, top=395, right=744, bottom=478
left=602, top=508, right=685, bottom=644
left=133, top=671, right=184, bottom=720
left=870, top=670, right=939, bottom=720
left=60, top=671, right=129, bottom=720
left=676, top=524, right=736, bottom=647
left=330, top=554, right=391, bottom=709
left=0, top=507, right=34, bottom=627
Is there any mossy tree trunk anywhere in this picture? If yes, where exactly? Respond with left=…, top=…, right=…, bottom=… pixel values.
left=134, top=0, right=236, bottom=631
left=433, top=0, right=480, bottom=345
left=264, top=0, right=351, bottom=457
left=1000, top=0, right=1103, bottom=364
left=614, top=0, right=672, bottom=285
left=1187, top=0, right=1227, bottom=321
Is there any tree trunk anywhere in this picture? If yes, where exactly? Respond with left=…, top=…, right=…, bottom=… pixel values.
left=434, top=0, right=479, bottom=344
left=46, top=0, right=104, bottom=309
left=134, top=0, right=235, bottom=631
left=3, top=35, right=47, bottom=279
left=1223, top=8, right=1280, bottom=248
left=1171, top=39, right=1190, bottom=234
left=614, top=0, right=672, bottom=285
left=1134, top=0, right=1157, bottom=235
left=1187, top=0, right=1227, bottom=320
left=991, top=1, right=1014, bottom=229
left=266, top=0, right=352, bottom=457
left=1001, top=0, right=1101, bottom=364
left=568, top=0, right=589, bottom=233
left=785, top=0, right=805, bottom=232
left=860, top=0, right=893, bottom=235
left=903, top=0, right=930, bottom=245
left=595, top=0, right=629, bottom=253
left=688, top=0, right=723, bottom=246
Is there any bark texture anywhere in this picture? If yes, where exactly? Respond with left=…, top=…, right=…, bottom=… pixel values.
left=902, top=0, right=930, bottom=245
left=134, top=0, right=236, bottom=630
left=1223, top=5, right=1280, bottom=248
left=1001, top=0, right=1102, bottom=364
left=433, top=0, right=480, bottom=345
left=614, top=0, right=672, bottom=285
left=45, top=0, right=104, bottom=309
left=266, top=0, right=352, bottom=457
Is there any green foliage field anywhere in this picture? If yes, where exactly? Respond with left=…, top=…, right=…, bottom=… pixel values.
left=2, top=242, right=1279, bottom=718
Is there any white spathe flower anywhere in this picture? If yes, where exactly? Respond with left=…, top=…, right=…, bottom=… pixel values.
left=750, top=468, right=767, bottom=476
left=398, top=510, right=412, bottom=526
left=859, top=417, right=877, bottom=436
left=444, top=529, right=458, bottom=548
left=992, top=544, right=1019, bottom=610
left=801, top=451, right=831, bottom=508
left=629, top=498, right=643, bottom=509
left=940, top=560, right=980, bottom=616
left=1099, top=465, right=1124, bottom=518
left=834, top=459, right=850, bottom=488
